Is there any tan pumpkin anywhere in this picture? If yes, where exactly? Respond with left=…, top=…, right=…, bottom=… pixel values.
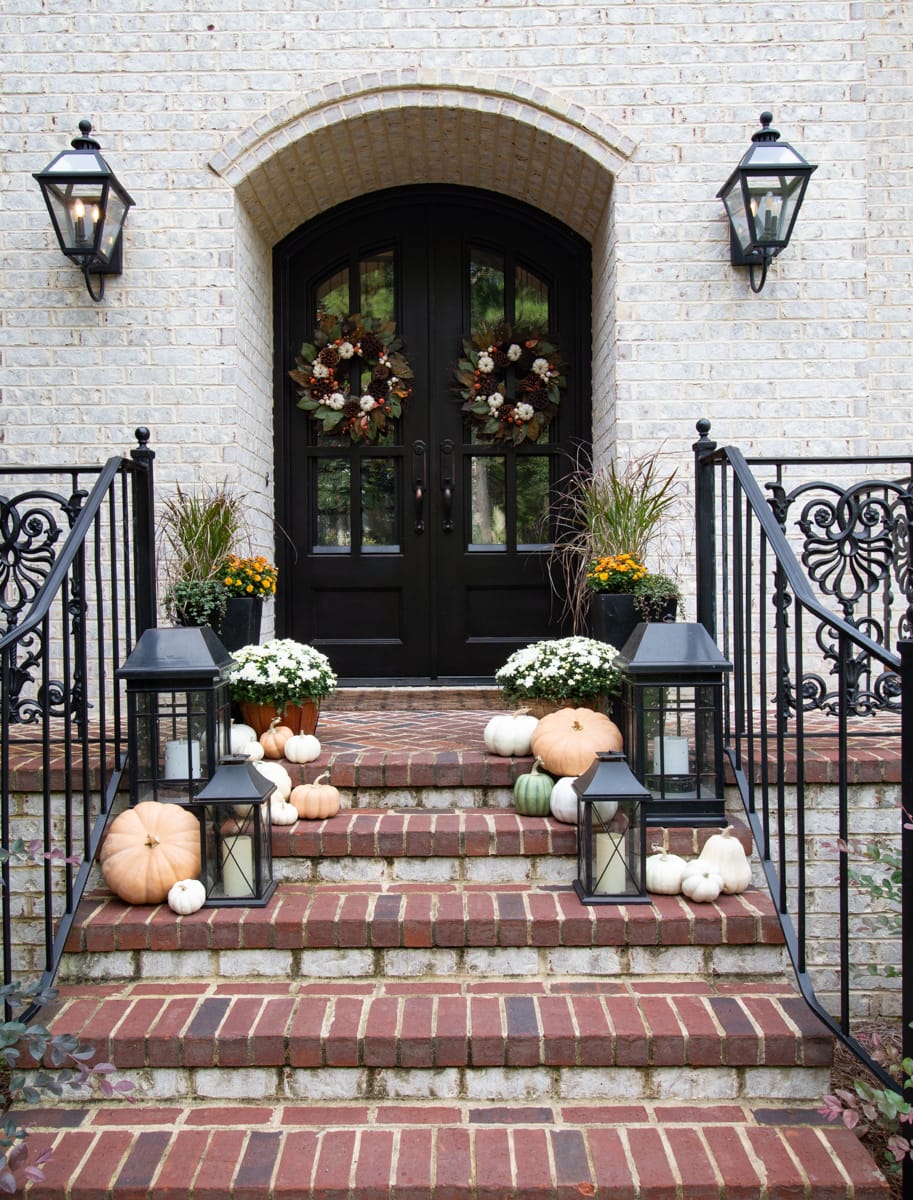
left=100, top=802, right=201, bottom=905
left=290, top=772, right=341, bottom=820
left=260, top=719, right=294, bottom=759
left=529, top=707, right=623, bottom=777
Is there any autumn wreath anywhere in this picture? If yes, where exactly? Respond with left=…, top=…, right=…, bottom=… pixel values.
left=290, top=313, right=414, bottom=444
left=454, top=325, right=565, bottom=445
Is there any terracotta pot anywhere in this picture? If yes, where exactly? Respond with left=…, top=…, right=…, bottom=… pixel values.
left=239, top=700, right=319, bottom=736
left=523, top=697, right=603, bottom=719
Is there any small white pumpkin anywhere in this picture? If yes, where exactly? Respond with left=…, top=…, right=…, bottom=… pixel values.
left=549, top=776, right=580, bottom=824
left=283, top=733, right=321, bottom=764
left=229, top=723, right=257, bottom=755
left=483, top=710, right=539, bottom=758
left=695, top=826, right=752, bottom=894
left=681, top=866, right=723, bottom=904
left=253, top=760, right=292, bottom=799
left=269, top=797, right=299, bottom=826
left=243, top=740, right=265, bottom=762
left=166, top=877, right=206, bottom=915
left=645, top=843, right=689, bottom=895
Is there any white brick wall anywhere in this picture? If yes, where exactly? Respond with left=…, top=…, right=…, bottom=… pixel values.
left=0, top=1, right=909, bottom=530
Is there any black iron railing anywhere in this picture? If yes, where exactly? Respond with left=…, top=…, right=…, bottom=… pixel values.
left=0, top=430, right=156, bottom=1017
left=693, top=419, right=912, bottom=1113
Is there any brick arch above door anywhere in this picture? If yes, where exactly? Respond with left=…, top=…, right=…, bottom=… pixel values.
left=209, top=71, right=633, bottom=244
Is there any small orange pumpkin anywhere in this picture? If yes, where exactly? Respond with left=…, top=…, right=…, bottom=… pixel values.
left=290, top=772, right=341, bottom=820
left=529, top=707, right=623, bottom=777
left=260, top=718, right=294, bottom=759
left=100, top=801, right=201, bottom=905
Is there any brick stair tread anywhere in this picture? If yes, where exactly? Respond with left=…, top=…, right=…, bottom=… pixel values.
left=46, top=979, right=831, bottom=1071
left=266, top=808, right=752, bottom=858
left=65, top=882, right=783, bottom=954
left=20, top=1102, right=889, bottom=1198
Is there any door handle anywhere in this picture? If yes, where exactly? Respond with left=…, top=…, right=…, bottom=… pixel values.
left=412, top=440, right=426, bottom=534
left=440, top=438, right=455, bottom=533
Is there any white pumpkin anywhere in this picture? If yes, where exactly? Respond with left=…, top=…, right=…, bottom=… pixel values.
left=483, top=710, right=539, bottom=758
left=681, top=866, right=723, bottom=903
left=166, top=877, right=206, bottom=915
left=695, top=826, right=752, bottom=894
left=269, top=798, right=299, bottom=826
left=549, top=776, right=579, bottom=824
left=229, top=723, right=257, bottom=755
left=283, top=733, right=321, bottom=764
left=645, top=844, right=689, bottom=895
left=253, top=760, right=292, bottom=799
left=243, top=740, right=265, bottom=762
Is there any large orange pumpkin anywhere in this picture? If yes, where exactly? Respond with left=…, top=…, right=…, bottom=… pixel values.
left=100, top=802, right=202, bottom=905
left=529, top=707, right=623, bottom=777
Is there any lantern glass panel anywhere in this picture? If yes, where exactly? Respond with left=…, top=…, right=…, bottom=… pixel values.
left=199, top=798, right=274, bottom=907
left=576, top=796, right=646, bottom=903
left=128, top=684, right=231, bottom=805
left=635, top=682, right=722, bottom=802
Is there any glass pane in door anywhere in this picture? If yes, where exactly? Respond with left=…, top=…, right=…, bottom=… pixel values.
left=470, top=457, right=506, bottom=547
left=515, top=264, right=550, bottom=327
left=360, top=252, right=395, bottom=322
left=317, top=268, right=350, bottom=320
left=362, top=458, right=399, bottom=551
left=470, top=247, right=505, bottom=327
left=314, top=459, right=351, bottom=550
left=516, top=456, right=551, bottom=548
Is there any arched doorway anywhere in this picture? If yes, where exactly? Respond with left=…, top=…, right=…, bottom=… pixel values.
left=274, top=186, right=591, bottom=682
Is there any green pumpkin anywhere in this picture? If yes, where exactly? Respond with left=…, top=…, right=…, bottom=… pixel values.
left=513, top=757, right=554, bottom=817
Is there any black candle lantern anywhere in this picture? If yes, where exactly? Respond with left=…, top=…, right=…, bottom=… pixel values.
left=194, top=758, right=276, bottom=907
left=573, top=752, right=650, bottom=905
left=118, top=626, right=234, bottom=806
left=615, top=622, right=732, bottom=827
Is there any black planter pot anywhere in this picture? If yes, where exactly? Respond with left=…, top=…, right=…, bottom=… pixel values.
left=589, top=593, right=677, bottom=651
left=218, top=596, right=264, bottom=653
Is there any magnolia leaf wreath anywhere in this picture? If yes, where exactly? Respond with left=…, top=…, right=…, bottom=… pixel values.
left=290, top=313, right=414, bottom=444
left=454, top=324, right=566, bottom=444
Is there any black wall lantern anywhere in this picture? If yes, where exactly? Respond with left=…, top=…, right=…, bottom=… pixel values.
left=118, top=627, right=234, bottom=808
left=717, top=112, right=817, bottom=293
left=573, top=752, right=650, bottom=905
left=615, top=623, right=732, bottom=828
left=33, top=119, right=135, bottom=302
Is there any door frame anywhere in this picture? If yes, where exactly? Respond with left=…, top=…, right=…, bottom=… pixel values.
left=272, top=184, right=592, bottom=680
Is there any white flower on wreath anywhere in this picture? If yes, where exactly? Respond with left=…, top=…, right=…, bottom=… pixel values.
left=312, top=361, right=330, bottom=379
left=532, top=357, right=551, bottom=379
left=515, top=401, right=535, bottom=422
left=477, top=353, right=495, bottom=374
left=507, top=343, right=522, bottom=362
left=337, top=341, right=355, bottom=359
left=360, top=395, right=377, bottom=412
left=326, top=392, right=346, bottom=411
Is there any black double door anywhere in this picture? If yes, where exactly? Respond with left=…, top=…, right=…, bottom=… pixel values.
left=274, top=187, right=591, bottom=681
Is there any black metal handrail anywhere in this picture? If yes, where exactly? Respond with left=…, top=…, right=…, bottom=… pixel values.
left=0, top=430, right=156, bottom=1018
left=693, top=419, right=911, bottom=1112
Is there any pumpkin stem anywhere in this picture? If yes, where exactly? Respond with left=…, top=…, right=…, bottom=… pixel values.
left=144, top=833, right=160, bottom=848
left=313, top=771, right=330, bottom=786
left=269, top=716, right=282, bottom=731
left=530, top=756, right=546, bottom=774
left=571, top=720, right=583, bottom=731
left=650, top=844, right=667, bottom=856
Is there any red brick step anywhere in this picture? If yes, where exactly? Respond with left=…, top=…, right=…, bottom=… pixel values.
left=66, top=882, right=782, bottom=956
left=45, top=979, right=831, bottom=1075
left=20, top=1102, right=890, bottom=1198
